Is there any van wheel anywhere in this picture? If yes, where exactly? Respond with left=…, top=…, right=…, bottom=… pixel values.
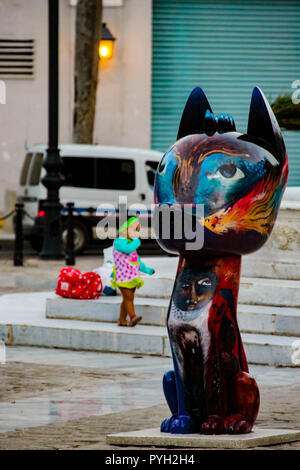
left=62, top=221, right=90, bottom=254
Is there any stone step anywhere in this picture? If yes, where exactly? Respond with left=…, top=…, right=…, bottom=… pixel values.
left=0, top=318, right=170, bottom=357
left=46, top=296, right=300, bottom=337
left=238, top=277, right=300, bottom=308
left=238, top=304, right=300, bottom=337
left=242, top=254, right=300, bottom=280
left=149, top=253, right=300, bottom=280
left=242, top=332, right=300, bottom=368
left=143, top=254, right=300, bottom=281
left=46, top=296, right=169, bottom=326
left=0, top=315, right=299, bottom=366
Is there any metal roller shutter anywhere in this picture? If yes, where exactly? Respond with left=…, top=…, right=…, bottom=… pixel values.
left=152, top=0, right=300, bottom=186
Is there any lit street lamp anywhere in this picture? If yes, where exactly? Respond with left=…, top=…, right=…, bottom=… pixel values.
left=99, top=23, right=116, bottom=60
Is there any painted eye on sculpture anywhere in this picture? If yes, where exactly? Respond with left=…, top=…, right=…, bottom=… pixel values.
left=197, top=278, right=211, bottom=287
left=217, top=163, right=245, bottom=181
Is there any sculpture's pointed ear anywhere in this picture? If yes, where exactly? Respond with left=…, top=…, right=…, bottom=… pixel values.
left=247, top=87, right=286, bottom=164
left=177, top=87, right=212, bottom=140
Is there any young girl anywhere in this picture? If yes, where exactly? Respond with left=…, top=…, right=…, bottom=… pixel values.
left=111, top=216, right=155, bottom=327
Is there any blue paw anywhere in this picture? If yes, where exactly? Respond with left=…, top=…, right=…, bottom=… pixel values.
left=161, top=416, right=174, bottom=433
left=170, top=415, right=194, bottom=434
left=161, top=415, right=194, bottom=434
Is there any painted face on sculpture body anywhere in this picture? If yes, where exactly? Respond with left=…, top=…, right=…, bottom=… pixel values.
left=154, top=87, right=288, bottom=256
left=174, top=265, right=217, bottom=311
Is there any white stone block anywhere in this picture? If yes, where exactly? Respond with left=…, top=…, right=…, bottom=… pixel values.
left=106, top=427, right=300, bottom=449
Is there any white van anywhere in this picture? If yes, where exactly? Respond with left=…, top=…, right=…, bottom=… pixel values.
left=17, top=144, right=163, bottom=252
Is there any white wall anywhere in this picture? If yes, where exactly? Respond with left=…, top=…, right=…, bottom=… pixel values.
left=94, top=0, right=152, bottom=149
left=0, top=0, right=76, bottom=210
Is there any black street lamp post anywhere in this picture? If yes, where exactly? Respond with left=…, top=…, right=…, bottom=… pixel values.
left=40, top=0, right=64, bottom=259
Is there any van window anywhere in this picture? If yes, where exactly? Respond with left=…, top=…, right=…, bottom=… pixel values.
left=61, top=157, right=95, bottom=188
left=145, top=161, right=159, bottom=189
left=96, top=158, right=135, bottom=190
left=61, top=157, right=135, bottom=190
left=29, top=153, right=43, bottom=186
left=19, top=153, right=33, bottom=186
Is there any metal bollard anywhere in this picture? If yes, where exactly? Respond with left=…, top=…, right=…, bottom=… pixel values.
left=14, top=202, right=24, bottom=266
left=65, top=202, right=75, bottom=266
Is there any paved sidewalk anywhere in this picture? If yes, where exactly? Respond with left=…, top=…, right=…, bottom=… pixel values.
left=0, top=254, right=105, bottom=292
left=0, top=253, right=168, bottom=293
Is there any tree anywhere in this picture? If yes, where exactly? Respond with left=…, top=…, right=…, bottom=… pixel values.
left=73, top=0, right=102, bottom=143
left=271, top=94, right=300, bottom=130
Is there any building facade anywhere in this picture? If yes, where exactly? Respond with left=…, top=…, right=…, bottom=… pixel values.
left=0, top=0, right=152, bottom=211
left=0, top=0, right=299, bottom=211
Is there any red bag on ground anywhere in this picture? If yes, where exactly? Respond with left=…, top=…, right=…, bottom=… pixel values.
left=56, top=267, right=102, bottom=299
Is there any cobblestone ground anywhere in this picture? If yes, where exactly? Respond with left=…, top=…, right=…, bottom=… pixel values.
left=0, top=360, right=299, bottom=450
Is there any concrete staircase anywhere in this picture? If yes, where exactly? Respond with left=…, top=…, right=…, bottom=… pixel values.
left=40, top=252, right=300, bottom=367
left=1, top=252, right=299, bottom=366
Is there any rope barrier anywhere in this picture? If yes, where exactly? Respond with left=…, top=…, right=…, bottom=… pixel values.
left=0, top=208, right=78, bottom=222
left=0, top=209, right=15, bottom=221
left=0, top=209, right=36, bottom=222
left=23, top=210, right=36, bottom=221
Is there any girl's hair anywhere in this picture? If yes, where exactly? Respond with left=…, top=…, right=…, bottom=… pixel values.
left=118, top=216, right=139, bottom=234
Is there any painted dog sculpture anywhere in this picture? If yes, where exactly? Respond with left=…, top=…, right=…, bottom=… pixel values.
left=154, top=87, right=288, bottom=434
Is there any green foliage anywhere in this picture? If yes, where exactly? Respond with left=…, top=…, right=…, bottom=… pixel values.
left=271, top=94, right=300, bottom=130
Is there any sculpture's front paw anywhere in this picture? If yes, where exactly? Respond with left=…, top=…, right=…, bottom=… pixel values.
left=224, top=414, right=253, bottom=434
left=161, top=415, right=194, bottom=434
left=171, top=415, right=194, bottom=434
left=161, top=416, right=173, bottom=433
left=201, top=415, right=225, bottom=434
left=201, top=414, right=253, bottom=434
